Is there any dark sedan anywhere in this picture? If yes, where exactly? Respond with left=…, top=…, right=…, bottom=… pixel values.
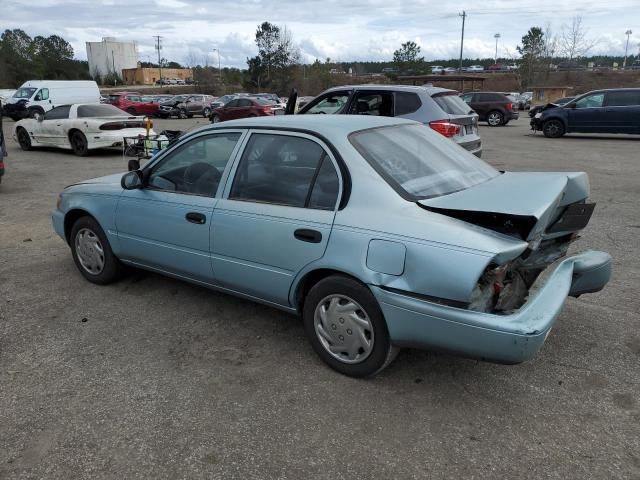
left=210, top=97, right=283, bottom=123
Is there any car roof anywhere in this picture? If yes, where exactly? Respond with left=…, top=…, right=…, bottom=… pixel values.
left=203, top=115, right=416, bottom=138
left=321, top=84, right=455, bottom=96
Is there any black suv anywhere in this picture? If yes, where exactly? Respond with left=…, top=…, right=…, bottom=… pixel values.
left=459, top=91, right=519, bottom=126
left=531, top=89, right=640, bottom=138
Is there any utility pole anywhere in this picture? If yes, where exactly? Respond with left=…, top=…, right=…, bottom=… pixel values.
left=458, top=11, right=466, bottom=72
left=623, top=30, right=632, bottom=69
left=154, top=35, right=163, bottom=84
left=494, top=33, right=501, bottom=64
left=213, top=48, right=221, bottom=82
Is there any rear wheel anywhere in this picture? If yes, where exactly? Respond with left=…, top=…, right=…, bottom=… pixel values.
left=303, top=275, right=399, bottom=377
left=16, top=127, right=32, bottom=151
left=542, top=119, right=565, bottom=138
left=487, top=110, right=504, bottom=126
left=70, top=216, right=123, bottom=284
left=70, top=131, right=89, bottom=156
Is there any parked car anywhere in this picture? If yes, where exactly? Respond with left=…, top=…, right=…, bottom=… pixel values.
left=158, top=94, right=214, bottom=119
left=443, top=67, right=457, bottom=74
left=0, top=89, right=17, bottom=102
left=52, top=115, right=611, bottom=377
left=466, top=65, right=485, bottom=72
left=517, top=92, right=533, bottom=110
left=486, top=64, right=508, bottom=72
left=210, top=97, right=283, bottom=122
left=106, top=92, right=160, bottom=117
left=528, top=96, right=574, bottom=118
left=13, top=104, right=154, bottom=156
left=210, top=94, right=237, bottom=110
left=296, top=85, right=482, bottom=156
left=557, top=63, right=586, bottom=71
left=430, top=65, right=444, bottom=74
left=460, top=91, right=518, bottom=126
left=2, top=80, right=100, bottom=120
left=530, top=88, right=640, bottom=137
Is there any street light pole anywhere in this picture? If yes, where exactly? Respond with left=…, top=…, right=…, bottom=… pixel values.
left=623, top=30, right=632, bottom=70
left=494, top=33, right=501, bottom=64
left=213, top=48, right=221, bottom=82
left=458, top=11, right=466, bottom=71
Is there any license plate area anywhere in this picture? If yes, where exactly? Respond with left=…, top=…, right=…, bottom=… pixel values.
left=546, top=203, right=596, bottom=233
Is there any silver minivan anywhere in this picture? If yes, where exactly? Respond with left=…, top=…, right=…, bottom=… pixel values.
left=297, top=85, right=482, bottom=156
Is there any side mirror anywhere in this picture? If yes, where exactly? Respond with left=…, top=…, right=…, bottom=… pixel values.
left=121, top=170, right=143, bottom=189
left=35, top=113, right=44, bottom=122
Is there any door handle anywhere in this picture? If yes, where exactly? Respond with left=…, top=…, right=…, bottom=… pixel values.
left=185, top=212, right=206, bottom=224
left=294, top=229, right=322, bottom=243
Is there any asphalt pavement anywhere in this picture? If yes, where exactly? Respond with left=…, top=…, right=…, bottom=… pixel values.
left=0, top=115, right=638, bottom=479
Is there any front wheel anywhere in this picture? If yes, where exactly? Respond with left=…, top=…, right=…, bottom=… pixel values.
left=211, top=115, right=220, bottom=124
left=487, top=110, right=504, bottom=126
left=69, top=216, right=123, bottom=284
left=303, top=275, right=399, bottom=377
left=70, top=131, right=89, bottom=156
left=178, top=109, right=188, bottom=119
left=202, top=107, right=211, bottom=118
left=542, top=119, right=566, bottom=138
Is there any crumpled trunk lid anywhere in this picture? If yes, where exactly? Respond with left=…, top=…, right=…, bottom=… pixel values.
left=418, top=171, right=591, bottom=243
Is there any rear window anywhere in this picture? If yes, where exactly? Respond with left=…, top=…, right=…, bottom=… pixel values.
left=477, top=93, right=507, bottom=102
left=395, top=92, right=422, bottom=115
left=77, top=104, right=126, bottom=117
left=349, top=124, right=498, bottom=200
left=432, top=93, right=473, bottom=115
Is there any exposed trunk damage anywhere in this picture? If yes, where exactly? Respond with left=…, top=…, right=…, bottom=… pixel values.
left=418, top=172, right=596, bottom=314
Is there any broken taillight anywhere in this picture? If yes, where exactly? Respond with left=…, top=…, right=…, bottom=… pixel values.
left=429, top=120, right=461, bottom=137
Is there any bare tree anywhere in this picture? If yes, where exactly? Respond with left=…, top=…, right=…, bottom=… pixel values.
left=542, top=22, right=557, bottom=77
left=184, top=49, right=199, bottom=68
left=559, top=16, right=597, bottom=65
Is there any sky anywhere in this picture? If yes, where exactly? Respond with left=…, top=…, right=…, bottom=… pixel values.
left=3, top=0, right=639, bottom=68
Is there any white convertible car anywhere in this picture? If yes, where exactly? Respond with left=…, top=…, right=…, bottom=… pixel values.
left=13, top=104, right=155, bottom=156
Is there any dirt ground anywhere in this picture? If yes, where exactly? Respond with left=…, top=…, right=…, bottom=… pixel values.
left=0, top=115, right=638, bottom=479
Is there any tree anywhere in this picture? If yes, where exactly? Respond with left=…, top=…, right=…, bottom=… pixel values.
left=393, top=41, right=425, bottom=73
left=517, top=27, right=545, bottom=86
left=559, top=16, right=597, bottom=66
left=255, top=22, right=280, bottom=81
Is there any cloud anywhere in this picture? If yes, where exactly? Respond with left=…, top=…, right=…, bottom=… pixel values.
left=2, top=0, right=639, bottom=67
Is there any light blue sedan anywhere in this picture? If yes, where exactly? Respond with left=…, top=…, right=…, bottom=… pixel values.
left=53, top=115, right=611, bottom=376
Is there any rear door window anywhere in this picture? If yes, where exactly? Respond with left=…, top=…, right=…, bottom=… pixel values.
left=348, top=92, right=394, bottom=116
left=238, top=99, right=253, bottom=107
left=575, top=93, right=604, bottom=109
left=604, top=91, right=640, bottom=107
left=230, top=133, right=337, bottom=208
left=394, top=92, right=422, bottom=115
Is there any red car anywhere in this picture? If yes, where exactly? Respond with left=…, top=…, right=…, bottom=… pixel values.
left=210, top=97, right=283, bottom=123
left=106, top=92, right=160, bottom=116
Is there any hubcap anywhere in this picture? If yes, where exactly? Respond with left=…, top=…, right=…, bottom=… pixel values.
left=212, top=116, right=219, bottom=123
left=314, top=295, right=374, bottom=364
left=546, top=122, right=560, bottom=135
left=75, top=228, right=105, bottom=275
left=488, top=113, right=501, bottom=125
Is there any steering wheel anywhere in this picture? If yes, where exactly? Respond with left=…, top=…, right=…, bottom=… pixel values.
left=183, top=162, right=221, bottom=195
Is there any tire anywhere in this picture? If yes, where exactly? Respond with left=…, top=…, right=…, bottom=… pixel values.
left=303, top=275, right=399, bottom=377
left=202, top=107, right=211, bottom=118
left=178, top=109, right=188, bottom=119
left=28, top=107, right=44, bottom=119
left=126, top=107, right=137, bottom=115
left=211, top=115, right=220, bottom=124
left=487, top=110, right=504, bottom=126
left=503, top=120, right=510, bottom=125
left=70, top=131, right=89, bottom=156
left=16, top=127, right=32, bottom=151
left=69, top=216, right=123, bottom=285
left=542, top=119, right=566, bottom=138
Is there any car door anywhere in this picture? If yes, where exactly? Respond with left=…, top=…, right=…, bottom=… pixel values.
left=567, top=92, right=605, bottom=132
left=300, top=90, right=351, bottom=114
left=115, top=130, right=245, bottom=281
left=470, top=93, right=492, bottom=119
left=235, top=98, right=253, bottom=118
left=602, top=90, right=640, bottom=133
left=211, top=131, right=342, bottom=306
left=218, top=99, right=239, bottom=120
left=35, top=105, right=71, bottom=146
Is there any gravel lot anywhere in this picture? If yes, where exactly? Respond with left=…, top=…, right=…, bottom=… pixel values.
left=0, top=116, right=638, bottom=479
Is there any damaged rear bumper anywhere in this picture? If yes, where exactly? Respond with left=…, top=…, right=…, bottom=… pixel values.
left=371, top=250, right=612, bottom=364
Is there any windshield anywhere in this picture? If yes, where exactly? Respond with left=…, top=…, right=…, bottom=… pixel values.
left=14, top=87, right=37, bottom=99
left=254, top=97, right=275, bottom=105
left=77, top=104, right=127, bottom=117
left=349, top=124, right=499, bottom=200
left=432, top=92, right=473, bottom=115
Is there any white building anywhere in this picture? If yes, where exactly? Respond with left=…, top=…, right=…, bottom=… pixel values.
left=86, top=37, right=138, bottom=79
